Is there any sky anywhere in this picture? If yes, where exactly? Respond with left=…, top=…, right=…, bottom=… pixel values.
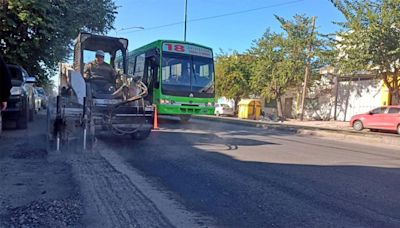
left=109, top=0, right=346, bottom=54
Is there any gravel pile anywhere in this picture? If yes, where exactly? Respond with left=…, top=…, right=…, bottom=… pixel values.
left=3, top=199, right=82, bottom=228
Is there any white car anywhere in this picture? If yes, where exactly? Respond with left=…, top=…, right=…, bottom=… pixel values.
left=214, top=103, right=235, bottom=116
left=33, top=88, right=42, bottom=113
left=35, top=87, right=48, bottom=108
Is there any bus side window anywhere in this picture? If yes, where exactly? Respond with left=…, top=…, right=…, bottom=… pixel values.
left=134, top=53, right=145, bottom=77
left=144, top=56, right=159, bottom=89
left=114, top=50, right=124, bottom=73
left=151, top=57, right=159, bottom=88
left=127, top=54, right=135, bottom=75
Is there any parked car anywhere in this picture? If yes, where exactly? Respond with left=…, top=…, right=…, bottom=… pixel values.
left=215, top=103, right=235, bottom=116
left=2, top=65, right=36, bottom=129
left=350, top=106, right=400, bottom=134
left=35, top=87, right=48, bottom=108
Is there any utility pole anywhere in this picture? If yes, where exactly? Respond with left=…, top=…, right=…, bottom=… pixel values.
left=333, top=75, right=339, bottom=120
left=184, top=0, right=188, bottom=41
left=299, top=16, right=316, bottom=121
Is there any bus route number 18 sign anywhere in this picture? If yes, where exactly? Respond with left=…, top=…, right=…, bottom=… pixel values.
left=163, top=43, right=213, bottom=58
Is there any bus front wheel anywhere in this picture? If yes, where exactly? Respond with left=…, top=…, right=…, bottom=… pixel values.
left=179, top=115, right=191, bottom=123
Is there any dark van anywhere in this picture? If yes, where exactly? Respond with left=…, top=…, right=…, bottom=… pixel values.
left=2, top=65, right=36, bottom=129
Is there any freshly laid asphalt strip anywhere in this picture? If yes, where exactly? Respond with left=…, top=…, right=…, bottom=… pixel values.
left=103, top=117, right=400, bottom=227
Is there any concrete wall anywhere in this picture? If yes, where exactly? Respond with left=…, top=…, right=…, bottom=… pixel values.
left=247, top=77, right=384, bottom=122
left=303, top=78, right=383, bottom=121
left=335, top=79, right=383, bottom=121
left=273, top=77, right=385, bottom=121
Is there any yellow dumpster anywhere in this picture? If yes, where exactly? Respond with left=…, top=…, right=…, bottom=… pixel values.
left=238, top=99, right=262, bottom=120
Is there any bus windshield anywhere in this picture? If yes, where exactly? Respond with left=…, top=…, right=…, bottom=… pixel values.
left=161, top=52, right=214, bottom=96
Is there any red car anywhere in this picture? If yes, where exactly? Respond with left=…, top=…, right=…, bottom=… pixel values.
left=350, top=105, right=400, bottom=134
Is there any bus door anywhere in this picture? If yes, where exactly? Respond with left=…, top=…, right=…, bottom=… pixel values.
left=143, top=50, right=159, bottom=103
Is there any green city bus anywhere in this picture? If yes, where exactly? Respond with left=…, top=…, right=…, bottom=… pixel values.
left=125, top=40, right=215, bottom=121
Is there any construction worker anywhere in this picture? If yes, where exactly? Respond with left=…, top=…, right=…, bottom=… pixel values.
left=83, top=50, right=116, bottom=83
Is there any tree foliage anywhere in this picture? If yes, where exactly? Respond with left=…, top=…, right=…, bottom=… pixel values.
left=330, top=0, right=400, bottom=104
left=250, top=15, right=328, bottom=117
left=215, top=15, right=329, bottom=118
left=215, top=51, right=253, bottom=107
left=0, top=0, right=117, bottom=86
left=249, top=30, right=289, bottom=113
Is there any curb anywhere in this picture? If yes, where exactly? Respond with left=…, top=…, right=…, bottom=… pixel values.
left=193, top=115, right=400, bottom=147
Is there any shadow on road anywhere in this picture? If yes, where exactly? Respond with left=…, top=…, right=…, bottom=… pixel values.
left=100, top=118, right=400, bottom=227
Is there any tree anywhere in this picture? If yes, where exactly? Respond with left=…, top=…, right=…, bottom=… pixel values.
left=215, top=51, right=253, bottom=109
left=0, top=0, right=117, bottom=86
left=250, top=15, right=328, bottom=118
left=330, top=0, right=400, bottom=104
left=249, top=31, right=288, bottom=118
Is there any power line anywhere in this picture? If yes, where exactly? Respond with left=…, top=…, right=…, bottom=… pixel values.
left=122, top=0, right=305, bottom=34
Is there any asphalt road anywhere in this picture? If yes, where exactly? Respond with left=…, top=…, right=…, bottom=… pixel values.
left=101, top=116, right=400, bottom=228
left=2, top=113, right=400, bottom=227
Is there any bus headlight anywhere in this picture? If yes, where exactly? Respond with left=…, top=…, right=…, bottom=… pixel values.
left=11, top=87, right=23, bottom=96
left=160, top=99, right=171, bottom=104
left=206, top=102, right=214, bottom=107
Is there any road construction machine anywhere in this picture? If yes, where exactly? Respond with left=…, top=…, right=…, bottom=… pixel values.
left=47, top=32, right=154, bottom=151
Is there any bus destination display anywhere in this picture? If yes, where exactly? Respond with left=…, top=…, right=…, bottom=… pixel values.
left=163, top=43, right=213, bottom=58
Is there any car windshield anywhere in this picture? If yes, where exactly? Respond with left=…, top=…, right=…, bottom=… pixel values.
left=370, top=107, right=387, bottom=114
left=161, top=52, right=214, bottom=95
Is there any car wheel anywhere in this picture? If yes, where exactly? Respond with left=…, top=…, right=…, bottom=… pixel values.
left=397, top=124, right=400, bottom=135
left=352, top=120, right=363, bottom=131
left=17, top=106, right=29, bottom=129
left=130, top=129, right=151, bottom=140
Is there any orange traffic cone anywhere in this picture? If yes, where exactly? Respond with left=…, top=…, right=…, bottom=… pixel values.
left=153, top=104, right=159, bottom=130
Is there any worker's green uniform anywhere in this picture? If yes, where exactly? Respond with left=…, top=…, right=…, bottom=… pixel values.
left=84, top=60, right=116, bottom=83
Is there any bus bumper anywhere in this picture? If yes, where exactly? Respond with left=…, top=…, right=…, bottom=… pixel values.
left=157, top=104, right=214, bottom=116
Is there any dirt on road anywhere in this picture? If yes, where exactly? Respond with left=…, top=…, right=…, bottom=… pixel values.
left=0, top=112, right=210, bottom=228
left=0, top=114, right=82, bottom=228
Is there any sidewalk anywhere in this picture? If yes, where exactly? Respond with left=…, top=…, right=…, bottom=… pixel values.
left=196, top=115, right=353, bottom=132
left=284, top=119, right=351, bottom=131
left=194, top=115, right=400, bottom=148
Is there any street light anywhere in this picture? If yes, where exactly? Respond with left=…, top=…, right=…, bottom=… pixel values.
left=184, top=0, right=188, bottom=41
left=115, top=26, right=144, bottom=36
